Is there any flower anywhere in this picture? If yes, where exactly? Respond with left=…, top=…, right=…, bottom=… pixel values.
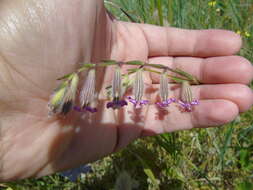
left=107, top=65, right=128, bottom=110
left=236, top=30, right=251, bottom=38
left=127, top=96, right=149, bottom=108
left=178, top=81, right=199, bottom=112
left=128, top=69, right=149, bottom=108
left=156, top=98, right=176, bottom=108
left=48, top=73, right=79, bottom=115
left=208, top=1, right=217, bottom=7
left=107, top=99, right=128, bottom=109
left=48, top=84, right=67, bottom=114
left=156, top=70, right=176, bottom=108
left=79, top=69, right=97, bottom=113
left=178, top=100, right=199, bottom=112
left=244, top=31, right=250, bottom=38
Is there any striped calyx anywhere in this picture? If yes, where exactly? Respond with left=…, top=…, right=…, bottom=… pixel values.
left=160, top=70, right=169, bottom=101
left=133, top=69, right=144, bottom=102
left=79, top=69, right=97, bottom=113
left=181, top=81, right=193, bottom=103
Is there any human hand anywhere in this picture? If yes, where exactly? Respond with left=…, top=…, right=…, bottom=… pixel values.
left=0, top=0, right=252, bottom=181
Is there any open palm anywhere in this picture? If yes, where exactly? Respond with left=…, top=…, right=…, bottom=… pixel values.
left=0, top=0, right=252, bottom=181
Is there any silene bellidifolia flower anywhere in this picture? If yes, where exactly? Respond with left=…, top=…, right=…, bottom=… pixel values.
left=106, top=65, right=128, bottom=109
left=48, top=73, right=79, bottom=115
left=49, top=60, right=200, bottom=116
left=75, top=69, right=98, bottom=113
left=128, top=68, right=149, bottom=108
left=178, top=81, right=199, bottom=112
left=156, top=70, right=176, bottom=108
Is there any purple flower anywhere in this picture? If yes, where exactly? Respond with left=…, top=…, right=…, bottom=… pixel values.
left=127, top=69, right=149, bottom=109
left=178, top=100, right=199, bottom=112
left=178, top=81, right=199, bottom=112
left=74, top=106, right=97, bottom=113
left=79, top=69, right=97, bottom=113
left=106, top=65, right=128, bottom=110
left=156, top=70, right=176, bottom=109
left=107, top=99, right=128, bottom=109
left=156, top=98, right=176, bottom=108
left=84, top=106, right=98, bottom=113
left=127, top=96, right=149, bottom=109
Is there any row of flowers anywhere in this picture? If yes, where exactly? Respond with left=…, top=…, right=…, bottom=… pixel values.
left=73, top=95, right=199, bottom=113
left=48, top=61, right=199, bottom=116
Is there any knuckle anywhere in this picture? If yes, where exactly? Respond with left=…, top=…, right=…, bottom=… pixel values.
left=234, top=84, right=253, bottom=111
left=234, top=56, right=253, bottom=83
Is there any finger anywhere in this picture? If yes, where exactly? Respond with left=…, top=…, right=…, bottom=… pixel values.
left=149, top=56, right=253, bottom=84
left=143, top=100, right=239, bottom=135
left=151, top=83, right=253, bottom=113
left=137, top=23, right=242, bottom=57
left=181, top=84, right=253, bottom=112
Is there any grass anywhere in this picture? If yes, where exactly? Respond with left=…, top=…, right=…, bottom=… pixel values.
left=2, top=0, right=253, bottom=189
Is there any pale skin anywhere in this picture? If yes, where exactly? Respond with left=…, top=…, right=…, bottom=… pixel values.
left=0, top=0, right=252, bottom=182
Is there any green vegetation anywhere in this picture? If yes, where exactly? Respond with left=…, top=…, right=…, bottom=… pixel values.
left=2, top=0, right=253, bottom=189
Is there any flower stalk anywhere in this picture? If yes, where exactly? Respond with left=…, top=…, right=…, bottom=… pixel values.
left=48, top=60, right=200, bottom=116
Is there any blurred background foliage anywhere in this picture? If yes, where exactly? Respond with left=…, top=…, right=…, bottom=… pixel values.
left=2, top=0, right=253, bottom=189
